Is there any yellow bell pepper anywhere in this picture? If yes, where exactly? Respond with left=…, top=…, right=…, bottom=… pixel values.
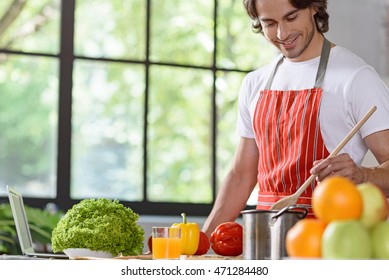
left=172, top=213, right=200, bottom=255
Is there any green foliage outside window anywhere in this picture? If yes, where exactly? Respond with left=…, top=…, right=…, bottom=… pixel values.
left=0, top=0, right=275, bottom=209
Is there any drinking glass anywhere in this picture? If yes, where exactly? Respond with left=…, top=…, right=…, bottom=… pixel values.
left=151, top=227, right=181, bottom=259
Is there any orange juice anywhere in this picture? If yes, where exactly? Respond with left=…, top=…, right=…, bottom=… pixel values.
left=152, top=237, right=182, bottom=259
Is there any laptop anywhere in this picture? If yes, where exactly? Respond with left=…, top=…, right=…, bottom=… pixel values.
left=6, top=185, right=68, bottom=259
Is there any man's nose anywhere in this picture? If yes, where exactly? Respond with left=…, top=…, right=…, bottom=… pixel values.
left=277, top=22, right=290, bottom=41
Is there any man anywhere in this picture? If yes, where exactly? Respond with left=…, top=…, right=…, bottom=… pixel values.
left=203, top=0, right=389, bottom=237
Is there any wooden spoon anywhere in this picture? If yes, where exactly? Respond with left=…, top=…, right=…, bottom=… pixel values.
left=269, top=105, right=377, bottom=211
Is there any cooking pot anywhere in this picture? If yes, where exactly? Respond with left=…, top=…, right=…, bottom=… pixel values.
left=241, top=205, right=308, bottom=260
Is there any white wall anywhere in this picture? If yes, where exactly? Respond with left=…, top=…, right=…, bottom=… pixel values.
left=327, top=0, right=388, bottom=78
left=327, top=0, right=388, bottom=167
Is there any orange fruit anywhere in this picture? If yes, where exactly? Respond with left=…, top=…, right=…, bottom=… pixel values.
left=312, top=176, right=363, bottom=223
left=285, top=218, right=327, bottom=258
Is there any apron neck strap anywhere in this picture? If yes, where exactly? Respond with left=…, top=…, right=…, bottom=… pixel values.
left=264, top=37, right=331, bottom=89
left=314, top=37, right=330, bottom=88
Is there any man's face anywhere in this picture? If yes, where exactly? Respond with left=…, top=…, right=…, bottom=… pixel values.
left=256, top=0, right=319, bottom=62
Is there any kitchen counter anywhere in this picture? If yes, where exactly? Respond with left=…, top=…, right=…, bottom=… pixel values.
left=0, top=254, right=43, bottom=260
left=69, top=254, right=242, bottom=260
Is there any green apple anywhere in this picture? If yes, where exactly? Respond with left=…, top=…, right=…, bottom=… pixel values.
left=322, top=220, right=372, bottom=259
left=371, top=221, right=389, bottom=259
left=357, top=182, right=389, bottom=229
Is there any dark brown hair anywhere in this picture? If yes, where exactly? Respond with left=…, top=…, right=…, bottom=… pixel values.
left=243, top=0, right=329, bottom=34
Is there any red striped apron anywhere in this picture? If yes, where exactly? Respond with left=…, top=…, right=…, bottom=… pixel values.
left=253, top=38, right=331, bottom=215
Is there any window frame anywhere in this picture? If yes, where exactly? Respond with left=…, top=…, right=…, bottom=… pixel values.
left=0, top=0, right=256, bottom=216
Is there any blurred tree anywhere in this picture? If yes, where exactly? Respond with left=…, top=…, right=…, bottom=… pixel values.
left=0, top=0, right=59, bottom=197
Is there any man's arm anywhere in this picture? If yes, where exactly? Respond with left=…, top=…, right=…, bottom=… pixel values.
left=361, top=129, right=389, bottom=195
left=202, top=137, right=259, bottom=237
left=311, top=129, right=389, bottom=196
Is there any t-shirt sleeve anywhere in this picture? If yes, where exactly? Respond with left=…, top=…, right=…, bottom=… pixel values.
left=347, top=66, right=389, bottom=138
left=236, top=74, right=255, bottom=139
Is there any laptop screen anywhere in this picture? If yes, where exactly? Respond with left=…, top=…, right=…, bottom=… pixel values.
left=7, top=186, right=35, bottom=254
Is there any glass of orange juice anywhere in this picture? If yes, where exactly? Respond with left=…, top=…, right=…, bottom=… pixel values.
left=152, top=227, right=182, bottom=259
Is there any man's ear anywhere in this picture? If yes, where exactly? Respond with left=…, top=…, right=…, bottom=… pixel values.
left=311, top=6, right=318, bottom=16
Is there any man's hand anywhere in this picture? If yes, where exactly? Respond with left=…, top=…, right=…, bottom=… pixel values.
left=310, top=153, right=366, bottom=184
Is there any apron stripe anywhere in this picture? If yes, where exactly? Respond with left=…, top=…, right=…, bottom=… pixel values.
left=286, top=91, right=298, bottom=193
left=266, top=92, right=278, bottom=190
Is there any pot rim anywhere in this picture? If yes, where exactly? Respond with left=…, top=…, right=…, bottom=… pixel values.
left=240, top=209, right=281, bottom=214
left=240, top=204, right=309, bottom=218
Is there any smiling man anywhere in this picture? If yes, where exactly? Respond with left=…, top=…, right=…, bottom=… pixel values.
left=203, top=0, right=389, bottom=237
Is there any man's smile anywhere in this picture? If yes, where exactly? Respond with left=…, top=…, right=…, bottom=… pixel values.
left=277, top=35, right=300, bottom=50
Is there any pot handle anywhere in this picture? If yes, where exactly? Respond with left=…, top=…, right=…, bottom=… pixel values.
left=269, top=205, right=308, bottom=226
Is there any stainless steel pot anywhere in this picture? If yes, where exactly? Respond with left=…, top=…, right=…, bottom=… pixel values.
left=241, top=205, right=308, bottom=260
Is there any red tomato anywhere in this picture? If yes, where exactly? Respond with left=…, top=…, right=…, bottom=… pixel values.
left=194, top=231, right=210, bottom=255
left=147, top=234, right=152, bottom=253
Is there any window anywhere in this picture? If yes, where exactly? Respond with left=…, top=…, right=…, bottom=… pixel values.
left=0, top=0, right=275, bottom=215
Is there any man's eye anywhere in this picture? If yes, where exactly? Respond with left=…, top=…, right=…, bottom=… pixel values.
left=263, top=22, right=275, bottom=27
left=286, top=15, right=297, bottom=22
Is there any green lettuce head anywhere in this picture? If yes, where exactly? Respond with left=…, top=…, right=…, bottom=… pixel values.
left=51, top=198, right=144, bottom=256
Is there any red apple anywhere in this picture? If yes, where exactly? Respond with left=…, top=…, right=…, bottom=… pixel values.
left=357, top=182, right=389, bottom=229
left=371, top=221, right=389, bottom=259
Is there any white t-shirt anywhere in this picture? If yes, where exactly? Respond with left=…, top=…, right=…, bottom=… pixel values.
left=237, top=46, right=389, bottom=164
